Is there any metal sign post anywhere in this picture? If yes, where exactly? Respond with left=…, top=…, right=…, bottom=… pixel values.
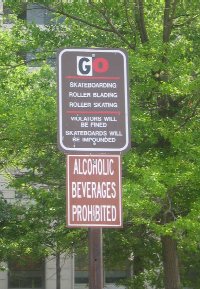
left=89, top=228, right=103, bottom=289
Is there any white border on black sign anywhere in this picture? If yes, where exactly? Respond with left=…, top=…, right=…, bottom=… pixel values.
left=58, top=48, right=130, bottom=153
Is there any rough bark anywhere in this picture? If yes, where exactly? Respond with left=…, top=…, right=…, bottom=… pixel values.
left=161, top=235, right=181, bottom=289
left=163, top=0, right=178, bottom=42
left=56, top=253, right=61, bottom=289
left=135, top=0, right=149, bottom=43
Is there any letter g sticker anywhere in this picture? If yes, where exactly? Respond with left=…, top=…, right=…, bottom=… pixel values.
left=77, top=56, right=92, bottom=76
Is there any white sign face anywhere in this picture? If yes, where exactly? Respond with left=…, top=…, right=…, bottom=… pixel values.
left=57, top=48, right=130, bottom=153
left=66, top=155, right=122, bottom=228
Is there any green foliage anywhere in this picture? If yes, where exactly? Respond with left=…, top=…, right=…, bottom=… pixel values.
left=0, top=0, right=200, bottom=287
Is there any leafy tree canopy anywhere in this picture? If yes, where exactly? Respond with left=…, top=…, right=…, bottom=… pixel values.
left=0, top=1, right=200, bottom=288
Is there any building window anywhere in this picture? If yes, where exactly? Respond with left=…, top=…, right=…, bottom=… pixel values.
left=74, top=253, right=88, bottom=284
left=75, top=252, right=127, bottom=285
left=8, top=258, right=45, bottom=289
left=105, top=268, right=127, bottom=284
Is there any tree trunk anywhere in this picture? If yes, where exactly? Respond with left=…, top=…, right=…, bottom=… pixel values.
left=56, top=253, right=61, bottom=289
left=163, top=0, right=178, bottom=42
left=135, top=0, right=149, bottom=43
left=161, top=235, right=181, bottom=289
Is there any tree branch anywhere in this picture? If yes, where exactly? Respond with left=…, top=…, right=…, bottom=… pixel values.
left=163, top=0, right=178, bottom=42
left=88, top=0, right=135, bottom=49
left=39, top=3, right=115, bottom=33
left=173, top=14, right=199, bottom=28
left=176, top=99, right=200, bottom=130
left=134, top=0, right=149, bottom=44
left=124, top=0, right=137, bottom=49
left=163, top=0, right=171, bottom=42
left=124, top=0, right=136, bottom=34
